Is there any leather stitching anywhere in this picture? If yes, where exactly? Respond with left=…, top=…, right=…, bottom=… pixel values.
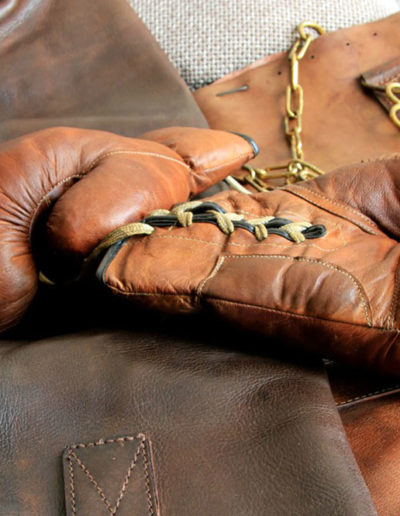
left=197, top=150, right=252, bottom=174
left=142, top=440, right=156, bottom=516
left=107, top=254, right=374, bottom=327
left=336, top=384, right=400, bottom=407
left=285, top=185, right=378, bottom=234
left=68, top=453, right=77, bottom=516
left=80, top=150, right=189, bottom=174
left=207, top=297, right=399, bottom=333
left=66, top=434, right=155, bottom=516
left=218, top=254, right=373, bottom=326
left=29, top=173, right=85, bottom=238
left=28, top=149, right=189, bottom=239
left=196, top=256, right=226, bottom=304
left=377, top=72, right=400, bottom=86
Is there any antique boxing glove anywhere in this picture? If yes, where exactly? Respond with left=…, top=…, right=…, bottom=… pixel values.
left=95, top=155, right=400, bottom=375
left=0, top=126, right=256, bottom=331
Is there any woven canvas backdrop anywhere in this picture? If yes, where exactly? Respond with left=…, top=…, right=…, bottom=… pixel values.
left=129, top=0, right=400, bottom=89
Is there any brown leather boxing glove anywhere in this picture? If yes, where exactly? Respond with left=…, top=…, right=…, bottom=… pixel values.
left=95, top=155, right=400, bottom=376
left=0, top=126, right=256, bottom=332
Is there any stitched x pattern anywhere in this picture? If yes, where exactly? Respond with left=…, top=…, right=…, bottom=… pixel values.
left=65, top=435, right=156, bottom=516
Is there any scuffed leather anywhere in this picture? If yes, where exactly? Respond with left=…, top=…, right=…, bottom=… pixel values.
left=0, top=126, right=254, bottom=332
left=99, top=156, right=400, bottom=375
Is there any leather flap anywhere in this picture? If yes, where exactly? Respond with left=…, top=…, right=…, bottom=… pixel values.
left=361, top=57, right=400, bottom=112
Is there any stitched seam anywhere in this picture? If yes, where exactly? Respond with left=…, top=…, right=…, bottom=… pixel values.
left=149, top=235, right=220, bottom=246
left=336, top=384, right=400, bottom=407
left=68, top=456, right=77, bottom=516
left=68, top=449, right=114, bottom=514
left=142, top=441, right=155, bottom=516
left=29, top=174, right=84, bottom=237
left=223, top=254, right=373, bottom=326
left=80, top=150, right=189, bottom=174
left=284, top=190, right=376, bottom=235
left=198, top=151, right=252, bottom=174
left=112, top=436, right=146, bottom=516
left=28, top=149, right=189, bottom=239
left=196, top=256, right=226, bottom=304
left=377, top=71, right=400, bottom=86
left=71, top=436, right=136, bottom=449
left=293, top=185, right=377, bottom=227
left=285, top=186, right=378, bottom=234
left=208, top=297, right=400, bottom=332
left=106, top=254, right=372, bottom=326
left=106, top=286, right=193, bottom=300
left=67, top=435, right=154, bottom=516
left=387, top=256, right=400, bottom=329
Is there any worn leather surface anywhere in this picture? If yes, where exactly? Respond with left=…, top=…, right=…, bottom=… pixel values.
left=340, top=393, right=400, bottom=516
left=194, top=13, right=400, bottom=183
left=0, top=0, right=380, bottom=513
left=0, top=322, right=377, bottom=515
left=48, top=127, right=256, bottom=259
left=0, top=125, right=253, bottom=332
left=0, top=0, right=207, bottom=140
left=98, top=156, right=400, bottom=375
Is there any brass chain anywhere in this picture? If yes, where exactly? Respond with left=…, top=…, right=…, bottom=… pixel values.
left=386, top=82, right=400, bottom=128
left=240, top=21, right=326, bottom=192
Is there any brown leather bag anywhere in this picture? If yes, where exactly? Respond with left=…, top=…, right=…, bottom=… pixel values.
left=0, top=0, right=206, bottom=140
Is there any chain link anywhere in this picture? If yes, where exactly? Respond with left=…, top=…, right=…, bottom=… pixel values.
left=239, top=21, right=326, bottom=192
left=386, top=82, right=400, bottom=128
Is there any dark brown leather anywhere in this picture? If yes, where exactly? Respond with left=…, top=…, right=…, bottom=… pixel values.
left=194, top=13, right=400, bottom=184
left=0, top=324, right=376, bottom=515
left=340, top=393, right=400, bottom=516
left=97, top=155, right=400, bottom=375
left=0, top=0, right=206, bottom=141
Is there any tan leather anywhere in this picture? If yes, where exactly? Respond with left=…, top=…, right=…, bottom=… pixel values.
left=0, top=0, right=207, bottom=140
left=0, top=126, right=254, bottom=332
left=340, top=393, right=400, bottom=516
left=47, top=127, right=256, bottom=259
left=194, top=13, right=400, bottom=184
left=96, top=156, right=400, bottom=375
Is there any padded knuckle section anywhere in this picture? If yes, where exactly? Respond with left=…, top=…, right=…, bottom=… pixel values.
left=139, top=126, right=256, bottom=194
left=47, top=145, right=192, bottom=258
